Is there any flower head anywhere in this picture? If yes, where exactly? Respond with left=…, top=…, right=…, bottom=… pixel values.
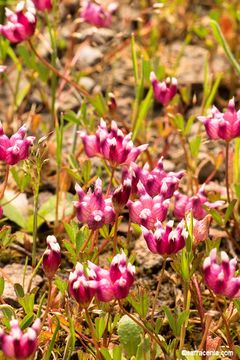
left=131, top=157, right=184, bottom=198
left=127, top=182, right=169, bottom=229
left=198, top=98, right=240, bottom=141
left=150, top=72, right=177, bottom=105
left=0, top=1, right=36, bottom=43
left=73, top=178, right=115, bottom=230
left=0, top=318, right=40, bottom=360
left=0, top=124, right=35, bottom=165
left=80, top=120, right=148, bottom=167
left=112, top=178, right=132, bottom=212
left=142, top=220, right=187, bottom=255
left=69, top=262, right=97, bottom=305
left=81, top=1, right=117, bottom=28
left=32, top=0, right=52, bottom=11
left=203, top=248, right=240, bottom=298
left=69, top=252, right=135, bottom=304
left=43, top=235, right=61, bottom=279
left=174, top=186, right=224, bottom=220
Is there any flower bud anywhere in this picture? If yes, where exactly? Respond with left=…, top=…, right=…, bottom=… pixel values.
left=43, top=235, right=61, bottom=279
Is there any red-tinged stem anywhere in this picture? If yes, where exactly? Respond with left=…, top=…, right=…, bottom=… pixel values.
left=40, top=279, right=52, bottom=331
left=113, top=211, right=119, bottom=255
left=27, top=40, right=90, bottom=98
left=226, top=141, right=231, bottom=204
left=84, top=307, right=103, bottom=360
left=0, top=165, right=9, bottom=200
left=151, top=258, right=166, bottom=323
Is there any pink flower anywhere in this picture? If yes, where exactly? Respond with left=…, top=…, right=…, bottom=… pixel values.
left=192, top=215, right=212, bottom=246
left=0, top=1, right=37, bottom=43
left=131, top=157, right=184, bottom=198
left=81, top=1, right=117, bottom=28
left=80, top=120, right=148, bottom=167
left=0, top=318, right=40, bottom=360
left=112, top=178, right=132, bottom=212
left=150, top=72, right=177, bottom=105
left=69, top=252, right=135, bottom=304
left=69, top=262, right=97, bottom=305
left=0, top=124, right=35, bottom=165
left=198, top=98, right=240, bottom=141
left=73, top=178, right=115, bottom=230
left=43, top=235, right=61, bottom=279
left=0, top=65, right=6, bottom=73
left=32, top=0, right=52, bottom=11
left=127, top=182, right=170, bottom=229
left=203, top=248, right=240, bottom=298
left=142, top=220, right=188, bottom=255
left=174, top=186, right=224, bottom=220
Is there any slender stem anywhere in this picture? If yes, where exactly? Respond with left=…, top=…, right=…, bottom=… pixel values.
left=80, top=230, right=94, bottom=254
left=32, top=163, right=41, bottom=267
left=40, top=279, right=52, bottom=331
left=0, top=165, right=9, bottom=200
left=179, top=283, right=191, bottom=351
left=113, top=211, right=119, bottom=255
left=84, top=307, right=102, bottom=359
left=27, top=40, right=90, bottom=98
left=151, top=258, right=166, bottom=323
left=226, top=141, right=231, bottom=203
left=107, top=167, right=115, bottom=196
left=27, top=256, right=43, bottom=293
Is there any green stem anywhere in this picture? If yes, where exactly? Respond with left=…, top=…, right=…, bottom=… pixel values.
left=151, top=258, right=166, bottom=323
left=179, top=283, right=191, bottom=351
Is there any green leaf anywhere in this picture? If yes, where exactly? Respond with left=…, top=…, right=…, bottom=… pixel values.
left=18, top=294, right=35, bottom=314
left=95, top=316, right=106, bottom=340
left=3, top=200, right=26, bottom=229
left=189, top=135, right=201, bottom=158
left=210, top=20, right=240, bottom=76
left=44, top=316, right=60, bottom=360
left=20, top=313, right=34, bottom=330
left=131, top=34, right=139, bottom=83
left=162, top=306, right=177, bottom=337
left=132, top=88, right=153, bottom=140
left=0, top=277, right=4, bottom=296
left=117, top=315, right=143, bottom=357
left=54, top=277, right=68, bottom=295
left=89, top=93, right=108, bottom=116
left=224, top=199, right=237, bottom=224
left=14, top=283, right=24, bottom=298
left=64, top=111, right=81, bottom=125
left=206, top=207, right=223, bottom=226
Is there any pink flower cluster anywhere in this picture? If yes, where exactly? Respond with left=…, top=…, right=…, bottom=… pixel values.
left=81, top=1, right=117, bottom=28
left=130, top=157, right=184, bottom=198
left=203, top=248, right=240, bottom=298
left=142, top=220, right=188, bottom=256
left=127, top=182, right=169, bottom=230
left=150, top=72, right=178, bottom=106
left=69, top=252, right=135, bottom=304
left=174, top=185, right=223, bottom=220
left=43, top=235, right=61, bottom=279
left=0, top=124, right=35, bottom=165
left=0, top=0, right=52, bottom=44
left=73, top=178, right=115, bottom=230
left=80, top=120, right=148, bottom=167
left=0, top=318, right=40, bottom=360
left=198, top=98, right=240, bottom=141
left=0, top=1, right=37, bottom=43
